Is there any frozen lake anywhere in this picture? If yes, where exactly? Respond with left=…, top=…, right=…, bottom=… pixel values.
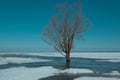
left=0, top=52, right=120, bottom=80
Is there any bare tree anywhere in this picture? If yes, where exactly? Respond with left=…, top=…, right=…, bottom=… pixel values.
left=42, top=2, right=90, bottom=68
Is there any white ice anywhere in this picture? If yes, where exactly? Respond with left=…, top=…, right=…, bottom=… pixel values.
left=0, top=66, right=95, bottom=80
left=0, top=57, right=51, bottom=65
left=0, top=66, right=58, bottom=80
left=74, top=77, right=120, bottom=80
left=1, top=52, right=120, bottom=64
left=15, top=52, right=120, bottom=59
left=96, top=59, right=120, bottom=62
left=70, top=52, right=120, bottom=59
left=60, top=68, right=93, bottom=74
left=0, top=52, right=120, bottom=80
left=1, top=66, right=118, bottom=80
left=23, top=52, right=120, bottom=62
left=104, top=71, right=120, bottom=76
left=74, top=70, right=120, bottom=80
left=1, top=52, right=120, bottom=59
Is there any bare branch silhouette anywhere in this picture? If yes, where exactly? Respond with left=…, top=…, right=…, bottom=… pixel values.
left=42, top=2, right=90, bottom=68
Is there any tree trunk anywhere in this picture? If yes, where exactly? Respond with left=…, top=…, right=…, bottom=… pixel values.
left=66, top=52, right=70, bottom=68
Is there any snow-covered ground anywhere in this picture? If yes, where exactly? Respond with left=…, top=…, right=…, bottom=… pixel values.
left=60, top=68, right=93, bottom=74
left=0, top=52, right=120, bottom=80
left=0, top=57, right=52, bottom=65
left=0, top=66, right=58, bottom=80
left=0, top=66, right=95, bottom=80
left=0, top=66, right=120, bottom=80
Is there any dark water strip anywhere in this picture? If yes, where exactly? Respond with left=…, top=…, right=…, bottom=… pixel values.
left=0, top=54, right=120, bottom=73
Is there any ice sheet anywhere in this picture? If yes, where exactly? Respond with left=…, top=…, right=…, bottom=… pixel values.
left=0, top=66, right=58, bottom=80
left=74, top=77, right=120, bottom=80
left=0, top=57, right=51, bottom=65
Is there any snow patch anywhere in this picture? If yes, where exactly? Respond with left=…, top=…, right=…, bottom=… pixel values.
left=70, top=52, right=120, bottom=59
left=21, top=52, right=120, bottom=59
left=74, top=77, right=120, bottom=80
left=0, top=57, right=51, bottom=65
left=1, top=52, right=120, bottom=59
left=104, top=71, right=120, bottom=76
left=60, top=68, right=93, bottom=74
left=0, top=66, right=58, bottom=80
left=96, top=59, right=120, bottom=62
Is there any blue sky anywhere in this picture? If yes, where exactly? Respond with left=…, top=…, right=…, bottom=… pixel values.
left=0, top=0, right=120, bottom=52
